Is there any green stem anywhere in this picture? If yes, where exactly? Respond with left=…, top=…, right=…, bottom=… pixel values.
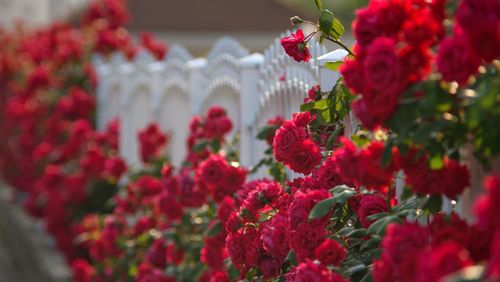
left=323, top=36, right=355, bottom=57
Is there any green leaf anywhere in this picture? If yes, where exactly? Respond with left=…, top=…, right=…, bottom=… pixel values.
left=193, top=140, right=208, bottom=152
left=381, top=142, right=393, bottom=168
left=338, top=226, right=355, bottom=236
left=349, top=229, right=368, bottom=238
left=256, top=126, right=272, bottom=140
left=314, top=0, right=323, bottom=10
left=368, top=215, right=402, bottom=236
left=423, top=195, right=443, bottom=214
left=330, top=16, right=346, bottom=40
left=366, top=212, right=390, bottom=221
left=246, top=267, right=258, bottom=281
left=309, top=198, right=335, bottom=219
left=210, top=139, right=221, bottom=152
left=286, top=250, right=298, bottom=266
left=329, top=185, right=356, bottom=204
left=319, top=9, right=345, bottom=40
left=300, top=101, right=315, bottom=112
left=313, top=99, right=329, bottom=110
left=206, top=221, right=222, bottom=237
left=324, top=61, right=343, bottom=71
left=360, top=272, right=374, bottom=282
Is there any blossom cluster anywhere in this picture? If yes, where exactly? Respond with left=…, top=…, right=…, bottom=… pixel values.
left=0, top=0, right=167, bottom=263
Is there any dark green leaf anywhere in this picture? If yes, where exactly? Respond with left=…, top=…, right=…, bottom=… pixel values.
left=256, top=127, right=272, bottom=140
left=246, top=267, right=258, bottom=281
left=349, top=229, right=368, bottom=238
left=308, top=198, right=335, bottom=219
left=423, top=195, right=443, bottom=214
left=206, top=221, right=222, bottom=237
left=360, top=272, right=374, bottom=282
left=319, top=10, right=345, bottom=40
left=366, top=212, right=390, bottom=221
left=360, top=236, right=382, bottom=251
left=368, top=215, right=402, bottom=236
left=193, top=140, right=208, bottom=152
left=285, top=250, right=298, bottom=266
left=319, top=9, right=334, bottom=35
left=329, top=185, right=356, bottom=204
left=381, top=142, right=393, bottom=168
left=210, top=139, right=221, bottom=152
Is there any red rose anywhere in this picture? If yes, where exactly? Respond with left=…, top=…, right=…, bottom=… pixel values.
left=437, top=30, right=481, bottom=86
left=373, top=222, right=429, bottom=282
left=403, top=156, right=469, bottom=198
left=273, top=121, right=307, bottom=162
left=157, top=192, right=183, bottom=220
left=314, top=239, right=346, bottom=266
left=357, top=194, right=388, bottom=228
left=363, top=37, right=405, bottom=99
left=485, top=231, right=500, bottom=280
left=199, top=270, right=230, bottom=282
left=292, top=111, right=316, bottom=128
left=339, top=58, right=364, bottom=95
left=371, top=0, right=410, bottom=36
left=257, top=255, right=282, bottom=279
left=456, top=0, right=500, bottom=62
left=401, top=9, right=440, bottom=47
left=474, top=174, right=500, bottom=232
left=416, top=242, right=472, bottom=282
left=226, top=231, right=246, bottom=266
left=261, top=213, right=290, bottom=262
left=71, top=259, right=95, bottom=282
left=286, top=260, right=347, bottom=282
left=398, top=45, right=432, bottom=83
left=104, top=156, right=127, bottom=179
left=288, top=139, right=322, bottom=175
left=305, top=85, right=321, bottom=103
left=288, top=189, right=331, bottom=229
left=207, top=106, right=227, bottom=119
left=289, top=223, right=326, bottom=262
left=313, top=156, right=343, bottom=190
left=353, top=8, right=382, bottom=46
left=146, top=240, right=168, bottom=269
left=280, top=29, right=311, bottom=62
left=196, top=154, right=227, bottom=187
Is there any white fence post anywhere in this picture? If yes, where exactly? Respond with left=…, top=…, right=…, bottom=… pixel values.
left=187, top=58, right=208, bottom=115
left=119, top=50, right=155, bottom=167
left=239, top=53, right=264, bottom=168
left=92, top=54, right=111, bottom=131
left=152, top=44, right=194, bottom=167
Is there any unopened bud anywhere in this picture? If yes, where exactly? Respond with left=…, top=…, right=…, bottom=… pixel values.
left=290, top=16, right=304, bottom=25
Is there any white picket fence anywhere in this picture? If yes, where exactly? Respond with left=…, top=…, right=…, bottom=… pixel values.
left=92, top=32, right=340, bottom=169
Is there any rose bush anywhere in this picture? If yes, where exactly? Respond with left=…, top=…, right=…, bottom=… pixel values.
left=0, top=0, right=499, bottom=281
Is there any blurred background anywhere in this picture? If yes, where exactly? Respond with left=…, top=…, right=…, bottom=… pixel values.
left=0, top=0, right=367, bottom=54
